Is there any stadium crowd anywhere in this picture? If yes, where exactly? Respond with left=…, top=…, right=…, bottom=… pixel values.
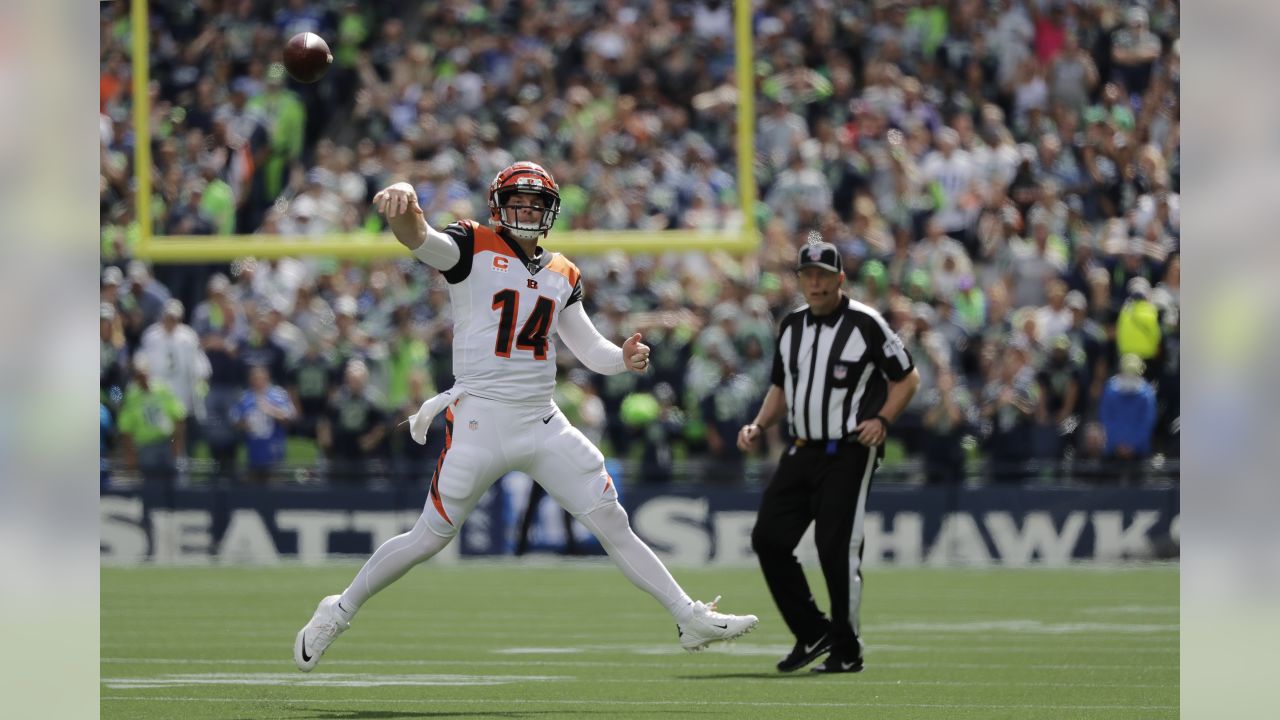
left=99, top=0, right=1180, bottom=487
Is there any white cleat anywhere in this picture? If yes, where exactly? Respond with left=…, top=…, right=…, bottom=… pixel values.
left=677, top=595, right=759, bottom=651
left=294, top=595, right=350, bottom=672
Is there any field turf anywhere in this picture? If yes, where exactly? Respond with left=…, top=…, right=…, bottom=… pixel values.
left=102, top=562, right=1177, bottom=719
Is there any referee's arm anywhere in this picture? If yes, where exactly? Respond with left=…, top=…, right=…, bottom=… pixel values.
left=853, top=368, right=921, bottom=447
left=738, top=385, right=787, bottom=452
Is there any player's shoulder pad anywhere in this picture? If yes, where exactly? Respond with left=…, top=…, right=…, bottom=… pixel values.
left=545, top=253, right=582, bottom=286
left=468, top=222, right=515, bottom=257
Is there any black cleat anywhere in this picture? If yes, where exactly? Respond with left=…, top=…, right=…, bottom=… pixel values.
left=809, top=652, right=864, bottom=674
left=776, top=633, right=833, bottom=672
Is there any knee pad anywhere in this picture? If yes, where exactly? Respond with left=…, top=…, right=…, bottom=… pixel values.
left=422, top=506, right=461, bottom=541
left=577, top=500, right=630, bottom=540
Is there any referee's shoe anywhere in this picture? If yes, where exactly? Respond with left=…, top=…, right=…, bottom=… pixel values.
left=776, top=632, right=832, bottom=672
left=810, top=638, right=865, bottom=674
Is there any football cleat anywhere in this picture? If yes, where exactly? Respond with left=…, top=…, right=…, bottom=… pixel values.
left=294, top=595, right=350, bottom=672
left=676, top=595, right=759, bottom=651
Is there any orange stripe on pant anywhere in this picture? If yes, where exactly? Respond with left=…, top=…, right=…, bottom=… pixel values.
left=429, top=407, right=455, bottom=526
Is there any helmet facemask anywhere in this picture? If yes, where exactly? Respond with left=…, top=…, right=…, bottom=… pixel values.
left=494, top=187, right=560, bottom=242
left=488, top=162, right=562, bottom=242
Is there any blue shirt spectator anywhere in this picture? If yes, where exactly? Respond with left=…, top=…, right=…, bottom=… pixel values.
left=231, top=365, right=297, bottom=481
left=101, top=403, right=114, bottom=490
left=1098, top=354, right=1157, bottom=458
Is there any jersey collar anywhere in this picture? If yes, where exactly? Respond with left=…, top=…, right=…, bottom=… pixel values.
left=498, top=230, right=551, bottom=275
left=806, top=295, right=848, bottom=327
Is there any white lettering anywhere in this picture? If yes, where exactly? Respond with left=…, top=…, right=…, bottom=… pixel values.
left=927, top=513, right=992, bottom=566
left=277, top=511, right=351, bottom=565
left=150, top=510, right=213, bottom=564
left=863, top=512, right=924, bottom=567
left=633, top=497, right=710, bottom=566
left=711, top=511, right=757, bottom=566
left=218, top=509, right=281, bottom=565
left=100, top=495, right=148, bottom=564
left=984, top=511, right=1086, bottom=567
left=352, top=510, right=416, bottom=549
left=1092, top=511, right=1159, bottom=561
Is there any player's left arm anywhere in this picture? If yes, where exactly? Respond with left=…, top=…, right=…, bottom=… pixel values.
left=557, top=302, right=640, bottom=375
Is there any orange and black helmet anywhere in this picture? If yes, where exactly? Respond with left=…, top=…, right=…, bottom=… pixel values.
left=488, top=161, right=561, bottom=240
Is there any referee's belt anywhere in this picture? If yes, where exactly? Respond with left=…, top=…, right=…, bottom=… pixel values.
left=794, top=437, right=883, bottom=461
left=793, top=437, right=854, bottom=447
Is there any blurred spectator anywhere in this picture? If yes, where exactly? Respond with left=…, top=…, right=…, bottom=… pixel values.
left=317, top=359, right=388, bottom=485
left=99, top=0, right=1178, bottom=487
left=240, top=309, right=291, bottom=387
left=391, top=369, right=444, bottom=487
left=139, top=298, right=210, bottom=455
left=100, top=402, right=115, bottom=491
left=1115, top=276, right=1162, bottom=378
left=1037, top=335, right=1084, bottom=458
left=1048, top=32, right=1099, bottom=116
left=116, top=357, right=187, bottom=490
left=286, top=339, right=336, bottom=440
left=1063, top=289, right=1109, bottom=416
left=121, top=261, right=172, bottom=341
left=698, top=350, right=758, bottom=483
left=232, top=365, right=298, bottom=484
left=1067, top=420, right=1111, bottom=484
left=980, top=342, right=1044, bottom=482
left=193, top=272, right=246, bottom=475
left=1110, top=6, right=1162, bottom=96
left=921, top=369, right=975, bottom=484
left=384, top=306, right=432, bottom=410
left=1098, top=353, right=1157, bottom=482
left=100, top=303, right=129, bottom=409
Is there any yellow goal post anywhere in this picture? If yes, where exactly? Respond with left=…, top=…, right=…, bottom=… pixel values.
left=129, top=0, right=759, bottom=262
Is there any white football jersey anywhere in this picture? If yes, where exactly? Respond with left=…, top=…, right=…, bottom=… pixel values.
left=438, top=220, right=583, bottom=404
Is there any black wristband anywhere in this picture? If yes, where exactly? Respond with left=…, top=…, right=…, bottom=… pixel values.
left=873, top=414, right=892, bottom=430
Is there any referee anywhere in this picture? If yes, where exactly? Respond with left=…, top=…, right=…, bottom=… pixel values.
left=739, top=241, right=919, bottom=673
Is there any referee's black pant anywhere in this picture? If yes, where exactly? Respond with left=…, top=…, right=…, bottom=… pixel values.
left=751, top=439, right=877, bottom=657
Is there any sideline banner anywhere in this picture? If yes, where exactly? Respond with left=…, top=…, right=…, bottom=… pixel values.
left=101, top=481, right=1177, bottom=567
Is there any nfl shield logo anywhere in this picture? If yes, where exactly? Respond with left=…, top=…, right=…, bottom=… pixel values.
left=833, top=364, right=848, bottom=380
left=468, top=420, right=479, bottom=431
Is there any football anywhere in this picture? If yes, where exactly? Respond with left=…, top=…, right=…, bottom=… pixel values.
left=282, top=32, right=332, bottom=84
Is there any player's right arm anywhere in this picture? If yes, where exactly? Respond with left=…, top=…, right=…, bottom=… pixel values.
left=373, top=182, right=461, bottom=270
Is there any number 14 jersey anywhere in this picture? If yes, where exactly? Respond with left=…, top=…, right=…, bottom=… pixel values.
left=438, top=220, right=583, bottom=405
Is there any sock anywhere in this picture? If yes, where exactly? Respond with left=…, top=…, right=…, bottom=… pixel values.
left=338, top=513, right=454, bottom=616
left=577, top=501, right=694, bottom=622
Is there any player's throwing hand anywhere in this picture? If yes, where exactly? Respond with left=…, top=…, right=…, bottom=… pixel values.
left=373, top=182, right=420, bottom=218
left=622, top=332, right=650, bottom=373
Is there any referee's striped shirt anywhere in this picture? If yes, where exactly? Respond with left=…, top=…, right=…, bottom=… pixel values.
left=771, top=295, right=916, bottom=441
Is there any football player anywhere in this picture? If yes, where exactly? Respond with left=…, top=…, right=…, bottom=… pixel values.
left=294, top=161, right=757, bottom=671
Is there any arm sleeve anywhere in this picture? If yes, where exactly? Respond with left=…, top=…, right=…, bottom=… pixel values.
left=557, top=302, right=628, bottom=376
left=411, top=221, right=469, bottom=274
left=770, top=317, right=788, bottom=386
left=864, top=311, right=915, bottom=381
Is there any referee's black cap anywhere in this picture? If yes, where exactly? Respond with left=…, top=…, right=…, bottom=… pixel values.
left=796, top=241, right=843, bottom=274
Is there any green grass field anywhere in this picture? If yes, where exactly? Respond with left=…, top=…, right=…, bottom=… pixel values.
left=102, top=562, right=1178, bottom=719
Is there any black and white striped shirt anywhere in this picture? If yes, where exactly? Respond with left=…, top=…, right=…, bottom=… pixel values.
left=771, top=296, right=915, bottom=441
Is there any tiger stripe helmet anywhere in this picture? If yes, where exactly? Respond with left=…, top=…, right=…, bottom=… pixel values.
left=488, top=161, right=561, bottom=241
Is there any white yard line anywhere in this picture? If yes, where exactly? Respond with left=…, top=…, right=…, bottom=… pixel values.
left=101, top=671, right=1175, bottom=690
left=101, top=656, right=1179, bottom=671
left=100, top=696, right=1178, bottom=711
